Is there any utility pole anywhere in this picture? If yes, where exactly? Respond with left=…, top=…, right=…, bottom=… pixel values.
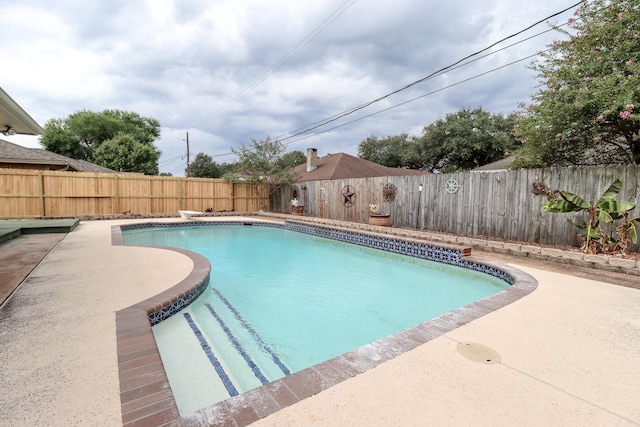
left=185, top=131, right=190, bottom=177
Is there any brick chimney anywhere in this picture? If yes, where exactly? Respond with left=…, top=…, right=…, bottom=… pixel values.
left=306, top=148, right=318, bottom=172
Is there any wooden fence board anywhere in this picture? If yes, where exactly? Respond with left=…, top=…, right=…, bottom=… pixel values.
left=0, top=169, right=268, bottom=217
left=272, top=165, right=639, bottom=251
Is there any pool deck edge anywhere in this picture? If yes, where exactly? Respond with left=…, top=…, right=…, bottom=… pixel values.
left=113, top=227, right=212, bottom=427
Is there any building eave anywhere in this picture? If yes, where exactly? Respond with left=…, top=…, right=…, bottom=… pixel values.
left=0, top=87, right=44, bottom=136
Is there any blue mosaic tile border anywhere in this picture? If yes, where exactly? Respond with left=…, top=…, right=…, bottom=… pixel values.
left=121, top=220, right=515, bottom=326
left=284, top=221, right=515, bottom=285
left=148, top=276, right=210, bottom=326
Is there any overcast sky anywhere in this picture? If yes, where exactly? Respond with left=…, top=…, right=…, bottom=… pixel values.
left=1, top=0, right=579, bottom=175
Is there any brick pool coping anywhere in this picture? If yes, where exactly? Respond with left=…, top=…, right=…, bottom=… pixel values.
left=113, top=218, right=538, bottom=427
left=259, top=213, right=640, bottom=276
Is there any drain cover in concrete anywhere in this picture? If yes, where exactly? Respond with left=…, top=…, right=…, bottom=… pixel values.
left=457, top=342, right=501, bottom=364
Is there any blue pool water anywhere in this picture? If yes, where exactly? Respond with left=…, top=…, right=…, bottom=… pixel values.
left=123, top=224, right=509, bottom=413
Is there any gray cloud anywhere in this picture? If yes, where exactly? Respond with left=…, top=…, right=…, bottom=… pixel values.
left=1, top=0, right=577, bottom=175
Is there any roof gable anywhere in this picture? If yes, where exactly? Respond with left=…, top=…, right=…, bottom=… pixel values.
left=0, top=139, right=117, bottom=173
left=293, top=152, right=428, bottom=181
left=471, top=156, right=515, bottom=172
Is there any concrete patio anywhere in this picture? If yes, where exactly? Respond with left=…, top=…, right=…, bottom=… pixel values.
left=0, top=218, right=638, bottom=426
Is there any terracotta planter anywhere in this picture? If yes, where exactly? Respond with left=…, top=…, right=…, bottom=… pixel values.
left=292, top=206, right=304, bottom=216
left=369, top=214, right=391, bottom=227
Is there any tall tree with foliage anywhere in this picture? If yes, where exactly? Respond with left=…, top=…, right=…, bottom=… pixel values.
left=358, top=134, right=423, bottom=169
left=277, top=150, right=306, bottom=170
left=226, top=137, right=299, bottom=210
left=419, top=107, right=519, bottom=172
left=40, top=109, right=162, bottom=174
left=513, top=0, right=640, bottom=167
left=93, top=134, right=161, bottom=175
left=189, top=153, right=222, bottom=178
left=227, top=137, right=297, bottom=183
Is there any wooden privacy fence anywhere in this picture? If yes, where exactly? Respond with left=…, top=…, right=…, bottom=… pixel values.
left=0, top=169, right=269, bottom=217
left=272, top=165, right=640, bottom=250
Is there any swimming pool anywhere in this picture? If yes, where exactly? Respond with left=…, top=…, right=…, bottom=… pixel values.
left=122, top=221, right=514, bottom=414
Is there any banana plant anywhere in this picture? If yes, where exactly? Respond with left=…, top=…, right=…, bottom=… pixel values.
left=542, top=179, right=637, bottom=254
left=615, top=212, right=640, bottom=254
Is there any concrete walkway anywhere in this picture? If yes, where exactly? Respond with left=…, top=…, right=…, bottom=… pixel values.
left=0, top=218, right=638, bottom=426
left=0, top=219, right=195, bottom=426
left=0, top=233, right=65, bottom=305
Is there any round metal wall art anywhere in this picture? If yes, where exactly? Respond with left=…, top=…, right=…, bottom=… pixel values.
left=382, top=183, right=397, bottom=202
left=445, top=179, right=459, bottom=194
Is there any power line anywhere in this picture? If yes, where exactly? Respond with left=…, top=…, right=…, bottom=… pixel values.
left=205, top=1, right=584, bottom=159
left=194, top=0, right=359, bottom=129
left=169, top=160, right=188, bottom=176
left=206, top=31, right=564, bottom=158
left=276, top=0, right=585, bottom=142
left=159, top=154, right=184, bottom=167
left=207, top=46, right=540, bottom=158
left=276, top=25, right=563, bottom=143
left=206, top=41, right=551, bottom=159
left=283, top=49, right=550, bottom=146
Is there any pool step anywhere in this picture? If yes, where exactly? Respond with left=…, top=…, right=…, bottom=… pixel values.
left=153, top=288, right=292, bottom=413
left=186, top=290, right=290, bottom=395
left=151, top=310, right=233, bottom=413
left=209, top=288, right=290, bottom=377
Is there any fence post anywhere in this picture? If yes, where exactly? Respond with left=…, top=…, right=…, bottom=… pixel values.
left=417, top=182, right=423, bottom=229
left=178, top=178, right=184, bottom=211
left=38, top=171, right=45, bottom=217
left=115, top=175, right=120, bottom=214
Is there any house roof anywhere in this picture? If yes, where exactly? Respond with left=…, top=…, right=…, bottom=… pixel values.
left=292, top=152, right=429, bottom=182
left=0, top=87, right=44, bottom=136
left=471, top=156, right=515, bottom=172
left=0, top=87, right=115, bottom=173
left=0, top=138, right=117, bottom=173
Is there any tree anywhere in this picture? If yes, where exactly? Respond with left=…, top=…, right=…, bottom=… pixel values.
left=217, top=162, right=236, bottom=176
left=358, top=134, right=423, bottom=169
left=513, top=0, right=640, bottom=168
left=227, top=137, right=297, bottom=183
left=277, top=150, right=306, bottom=169
left=189, top=153, right=222, bottom=178
left=40, top=118, right=87, bottom=159
left=93, top=134, right=161, bottom=175
left=226, top=137, right=299, bottom=210
left=419, top=107, right=519, bottom=172
left=41, top=109, right=162, bottom=174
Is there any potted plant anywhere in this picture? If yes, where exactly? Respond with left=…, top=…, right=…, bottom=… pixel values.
left=368, top=203, right=391, bottom=226
left=291, top=198, right=304, bottom=215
